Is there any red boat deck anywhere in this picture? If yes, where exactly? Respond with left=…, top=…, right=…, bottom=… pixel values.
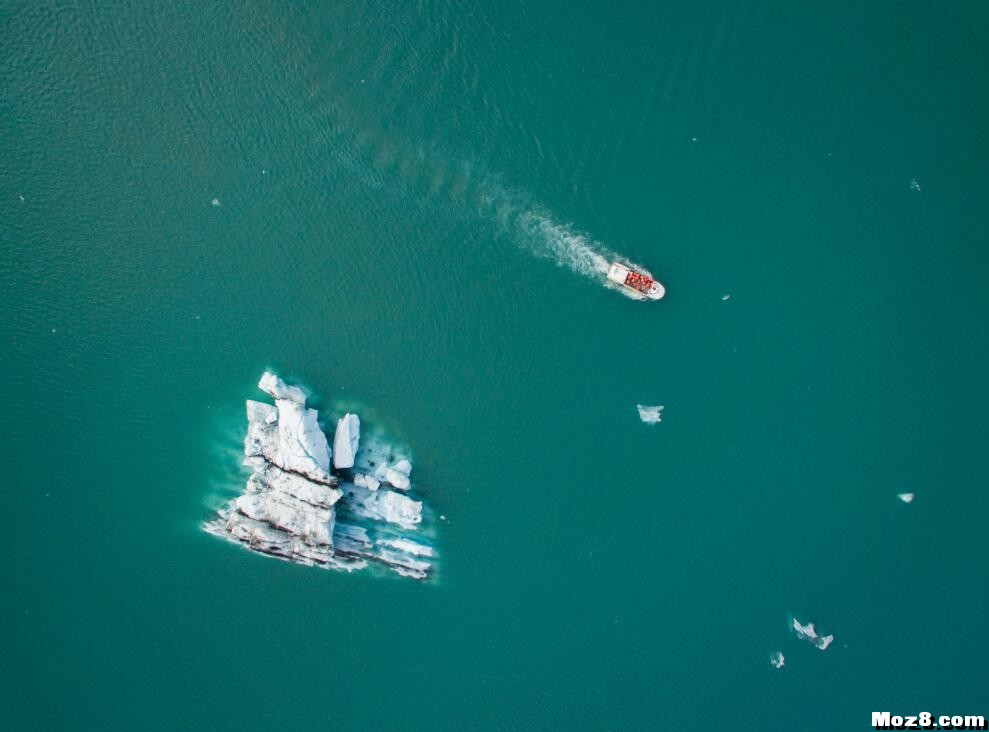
left=624, top=270, right=654, bottom=294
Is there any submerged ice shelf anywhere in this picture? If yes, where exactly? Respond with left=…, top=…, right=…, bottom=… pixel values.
left=204, top=372, right=435, bottom=580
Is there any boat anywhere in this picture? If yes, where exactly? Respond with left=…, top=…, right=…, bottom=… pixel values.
left=606, top=261, right=665, bottom=300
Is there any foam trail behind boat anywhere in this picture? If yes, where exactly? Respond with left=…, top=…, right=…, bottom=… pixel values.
left=513, top=209, right=652, bottom=298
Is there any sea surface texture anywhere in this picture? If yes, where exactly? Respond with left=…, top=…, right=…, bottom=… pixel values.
left=2, top=2, right=988, bottom=730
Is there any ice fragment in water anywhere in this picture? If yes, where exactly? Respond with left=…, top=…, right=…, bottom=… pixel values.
left=770, top=652, right=784, bottom=669
left=792, top=617, right=818, bottom=641
left=792, top=616, right=834, bottom=650
left=637, top=405, right=664, bottom=424
left=898, top=492, right=914, bottom=504
left=332, top=413, right=360, bottom=469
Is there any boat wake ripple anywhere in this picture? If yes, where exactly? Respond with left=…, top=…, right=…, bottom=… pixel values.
left=514, top=209, right=651, bottom=298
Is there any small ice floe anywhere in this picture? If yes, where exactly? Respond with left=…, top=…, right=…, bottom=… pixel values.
left=910, top=178, right=921, bottom=192
left=792, top=616, right=834, bottom=650
left=18, top=194, right=25, bottom=201
left=211, top=198, right=221, bottom=207
left=793, top=617, right=818, bottom=641
left=770, top=652, right=785, bottom=669
left=691, top=136, right=698, bottom=142
left=637, top=405, right=664, bottom=424
left=353, top=473, right=381, bottom=492
left=898, top=492, right=915, bottom=504
left=354, top=435, right=413, bottom=490
left=721, top=294, right=731, bottom=301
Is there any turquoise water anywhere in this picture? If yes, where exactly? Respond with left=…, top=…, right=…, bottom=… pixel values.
left=3, top=2, right=988, bottom=729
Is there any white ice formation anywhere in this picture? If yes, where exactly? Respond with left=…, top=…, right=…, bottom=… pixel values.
left=637, top=404, right=664, bottom=424
left=770, top=652, right=785, bottom=669
left=792, top=617, right=834, bottom=651
left=353, top=433, right=413, bottom=490
left=333, top=413, right=360, bottom=469
left=204, top=372, right=435, bottom=579
left=898, top=492, right=915, bottom=504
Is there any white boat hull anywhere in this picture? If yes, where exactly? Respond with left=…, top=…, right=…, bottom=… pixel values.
left=606, top=261, right=665, bottom=300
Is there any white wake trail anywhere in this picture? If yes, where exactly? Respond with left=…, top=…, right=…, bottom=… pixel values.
left=517, top=212, right=613, bottom=278
left=513, top=210, right=652, bottom=298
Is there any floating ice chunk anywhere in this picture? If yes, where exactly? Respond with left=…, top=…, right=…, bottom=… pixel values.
left=722, top=294, right=731, bottom=301
left=343, top=484, right=422, bottom=528
left=793, top=616, right=834, bottom=650
left=770, top=652, right=785, bottom=669
left=258, top=372, right=306, bottom=404
left=374, top=489, right=421, bottom=526
left=249, top=376, right=332, bottom=481
left=792, top=617, right=818, bottom=641
left=377, top=537, right=434, bottom=558
left=910, top=178, right=921, bottom=192
left=898, top=492, right=914, bottom=504
left=353, top=473, right=380, bottom=491
left=392, top=458, right=412, bottom=477
left=384, top=468, right=411, bottom=490
left=637, top=405, right=664, bottom=424
left=333, top=413, right=360, bottom=469
left=211, top=198, right=221, bottom=206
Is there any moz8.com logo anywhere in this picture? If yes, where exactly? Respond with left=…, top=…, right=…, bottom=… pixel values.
left=873, top=712, right=987, bottom=730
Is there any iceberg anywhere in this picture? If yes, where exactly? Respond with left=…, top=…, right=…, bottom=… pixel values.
left=333, top=413, right=360, bottom=469
left=637, top=404, right=664, bottom=424
left=770, top=652, right=784, bottom=669
left=204, top=373, right=435, bottom=580
left=898, top=492, right=914, bottom=504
